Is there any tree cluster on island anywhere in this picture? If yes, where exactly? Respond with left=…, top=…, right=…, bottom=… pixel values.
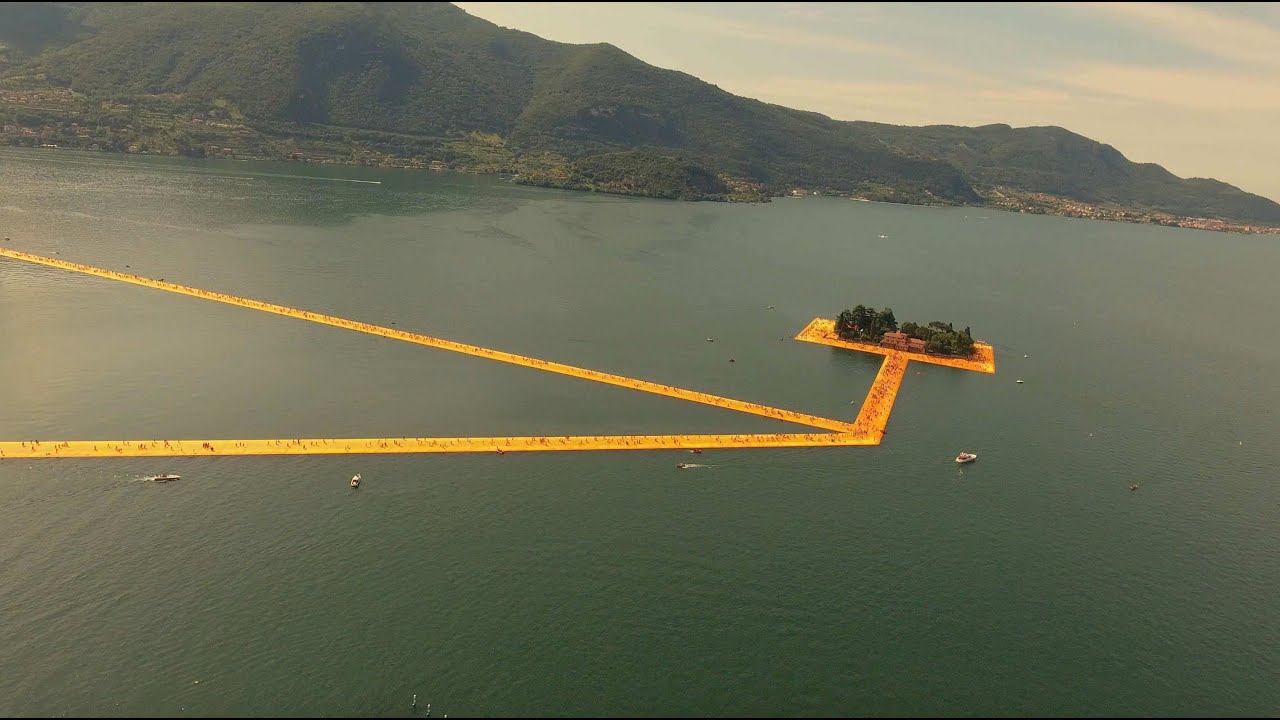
left=835, top=305, right=976, bottom=356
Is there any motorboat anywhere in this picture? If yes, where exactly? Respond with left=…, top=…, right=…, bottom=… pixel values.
left=1016, top=379, right=1024, bottom=384
left=955, top=452, right=977, bottom=464
left=706, top=338, right=715, bottom=342
left=350, top=474, right=362, bottom=488
left=676, top=463, right=690, bottom=469
left=152, top=474, right=181, bottom=483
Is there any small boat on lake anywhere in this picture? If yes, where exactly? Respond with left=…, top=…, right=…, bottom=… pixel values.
left=676, top=463, right=691, bottom=469
left=151, top=474, right=181, bottom=483
left=350, top=474, right=361, bottom=488
left=955, top=452, right=977, bottom=464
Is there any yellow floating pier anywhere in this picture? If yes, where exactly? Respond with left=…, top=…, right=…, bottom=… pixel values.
left=0, top=432, right=877, bottom=459
left=0, top=248, right=993, bottom=458
left=851, top=352, right=909, bottom=443
left=0, top=248, right=853, bottom=433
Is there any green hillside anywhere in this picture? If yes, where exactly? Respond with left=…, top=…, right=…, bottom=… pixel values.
left=853, top=122, right=1280, bottom=225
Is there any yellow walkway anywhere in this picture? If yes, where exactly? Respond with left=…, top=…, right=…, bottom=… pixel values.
left=0, top=248, right=854, bottom=433
left=851, top=352, right=909, bottom=443
left=0, top=249, right=992, bottom=458
left=0, top=432, right=877, bottom=459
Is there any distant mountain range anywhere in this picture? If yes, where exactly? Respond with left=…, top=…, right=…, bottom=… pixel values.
left=2, top=1, right=1277, bottom=226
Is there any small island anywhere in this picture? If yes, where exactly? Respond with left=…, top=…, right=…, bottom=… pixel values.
left=835, top=305, right=976, bottom=357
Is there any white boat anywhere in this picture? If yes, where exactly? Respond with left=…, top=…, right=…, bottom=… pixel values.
left=350, top=474, right=362, bottom=488
left=1016, top=379, right=1024, bottom=384
left=955, top=452, right=977, bottom=464
left=152, top=474, right=181, bottom=483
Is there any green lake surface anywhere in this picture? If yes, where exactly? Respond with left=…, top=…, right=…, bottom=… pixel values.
left=2, top=147, right=1278, bottom=716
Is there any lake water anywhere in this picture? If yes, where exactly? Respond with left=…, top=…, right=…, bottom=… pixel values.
left=2, top=147, right=1278, bottom=716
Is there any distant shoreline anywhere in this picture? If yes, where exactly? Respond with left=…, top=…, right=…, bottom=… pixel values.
left=5, top=144, right=1278, bottom=235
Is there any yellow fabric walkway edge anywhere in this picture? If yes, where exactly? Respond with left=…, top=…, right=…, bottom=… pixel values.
left=0, top=432, right=878, bottom=459
left=0, top=247, right=855, bottom=432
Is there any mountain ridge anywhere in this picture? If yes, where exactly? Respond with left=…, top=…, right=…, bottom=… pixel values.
left=1, top=1, right=1276, bottom=226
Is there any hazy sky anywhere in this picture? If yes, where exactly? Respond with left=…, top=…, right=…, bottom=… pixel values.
left=456, top=2, right=1280, bottom=203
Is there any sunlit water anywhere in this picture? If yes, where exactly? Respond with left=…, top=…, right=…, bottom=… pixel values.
left=2, top=147, right=1278, bottom=716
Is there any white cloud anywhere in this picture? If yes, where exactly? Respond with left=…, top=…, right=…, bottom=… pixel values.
left=1063, top=2, right=1280, bottom=70
left=770, top=2, right=879, bottom=23
left=622, top=3, right=992, bottom=86
left=1054, top=63, right=1280, bottom=112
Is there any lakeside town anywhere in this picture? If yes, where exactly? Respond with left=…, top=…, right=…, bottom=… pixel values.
left=3, top=86, right=1277, bottom=235
left=983, top=189, right=1280, bottom=235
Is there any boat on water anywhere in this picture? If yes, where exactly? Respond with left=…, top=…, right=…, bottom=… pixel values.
left=689, top=449, right=703, bottom=454
left=1016, top=379, right=1024, bottom=384
left=676, top=463, right=690, bottom=469
left=350, top=474, right=362, bottom=488
left=151, top=474, right=181, bottom=483
left=955, top=452, right=977, bottom=464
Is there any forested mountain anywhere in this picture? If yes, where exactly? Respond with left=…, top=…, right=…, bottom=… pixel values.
left=2, top=2, right=1276, bottom=223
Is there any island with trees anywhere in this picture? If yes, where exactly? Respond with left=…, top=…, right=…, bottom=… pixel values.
left=835, top=305, right=976, bottom=357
